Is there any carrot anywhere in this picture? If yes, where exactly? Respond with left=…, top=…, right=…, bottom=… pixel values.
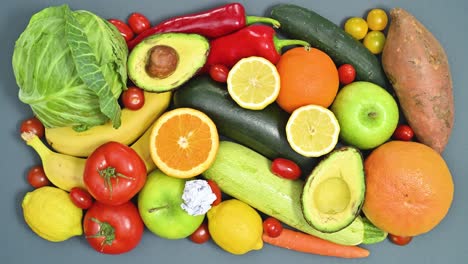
left=262, top=228, right=370, bottom=259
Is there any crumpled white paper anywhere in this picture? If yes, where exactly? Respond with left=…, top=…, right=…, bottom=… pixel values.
left=181, top=179, right=217, bottom=216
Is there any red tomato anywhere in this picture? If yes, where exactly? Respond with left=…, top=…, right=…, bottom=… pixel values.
left=392, top=124, right=415, bottom=141
left=83, top=201, right=144, bottom=254
left=26, top=165, right=50, bottom=188
left=263, top=217, right=283, bottom=238
left=189, top=222, right=210, bottom=244
left=271, top=158, right=302, bottom=180
left=389, top=234, right=413, bottom=246
left=338, top=64, right=356, bottom=85
left=207, top=180, right=222, bottom=206
left=20, top=117, right=45, bottom=138
left=70, top=187, right=94, bottom=209
left=121, top=86, right=145, bottom=110
left=83, top=141, right=146, bottom=206
left=128, top=13, right=151, bottom=34
left=108, top=18, right=134, bottom=42
left=209, top=64, right=229, bottom=83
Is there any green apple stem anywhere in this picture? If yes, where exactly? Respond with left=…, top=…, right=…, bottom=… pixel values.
left=148, top=205, right=169, bottom=213
left=368, top=112, right=377, bottom=118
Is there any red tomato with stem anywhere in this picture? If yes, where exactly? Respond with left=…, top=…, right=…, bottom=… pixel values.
left=389, top=234, right=413, bottom=246
left=83, top=141, right=146, bottom=206
left=271, top=158, right=302, bottom=180
left=207, top=180, right=222, bottom=206
left=338, top=64, right=356, bottom=85
left=20, top=117, right=45, bottom=138
left=70, top=187, right=94, bottom=209
left=392, top=124, right=414, bottom=141
left=128, top=13, right=151, bottom=34
left=263, top=217, right=283, bottom=238
left=108, top=18, right=134, bottom=42
left=189, top=222, right=210, bottom=244
left=83, top=201, right=144, bottom=254
left=26, top=165, right=50, bottom=188
left=209, top=64, right=229, bottom=83
left=121, top=86, right=145, bottom=110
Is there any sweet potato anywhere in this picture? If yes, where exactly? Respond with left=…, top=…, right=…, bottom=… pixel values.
left=382, top=8, right=454, bottom=153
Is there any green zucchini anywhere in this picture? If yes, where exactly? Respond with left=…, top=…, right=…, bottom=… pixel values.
left=173, top=75, right=317, bottom=174
left=270, top=4, right=388, bottom=88
left=203, top=141, right=365, bottom=246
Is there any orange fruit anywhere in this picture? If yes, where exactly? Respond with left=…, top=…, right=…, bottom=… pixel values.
left=363, top=141, right=454, bottom=236
left=276, top=47, right=339, bottom=113
left=149, top=108, right=219, bottom=178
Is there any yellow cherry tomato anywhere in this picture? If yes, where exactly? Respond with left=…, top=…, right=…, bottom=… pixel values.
left=363, top=31, right=386, bottom=54
left=366, top=9, right=388, bottom=31
left=344, top=17, right=368, bottom=40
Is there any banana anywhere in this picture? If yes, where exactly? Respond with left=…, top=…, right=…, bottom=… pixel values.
left=45, top=91, right=172, bottom=157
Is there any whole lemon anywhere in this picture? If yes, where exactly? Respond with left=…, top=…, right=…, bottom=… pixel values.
left=207, top=199, right=263, bottom=255
left=22, top=186, right=83, bottom=242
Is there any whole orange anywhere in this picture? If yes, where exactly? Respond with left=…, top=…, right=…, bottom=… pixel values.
left=276, top=47, right=339, bottom=113
left=363, top=141, right=454, bottom=236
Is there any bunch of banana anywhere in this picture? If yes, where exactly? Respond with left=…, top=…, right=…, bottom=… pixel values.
left=45, top=91, right=172, bottom=157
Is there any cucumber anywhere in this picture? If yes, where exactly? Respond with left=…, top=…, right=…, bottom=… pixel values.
left=173, top=75, right=317, bottom=174
left=203, top=141, right=365, bottom=246
left=270, top=4, right=388, bottom=88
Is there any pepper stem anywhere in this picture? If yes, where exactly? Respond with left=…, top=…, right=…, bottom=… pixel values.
left=273, top=36, right=311, bottom=54
left=246, top=15, right=281, bottom=28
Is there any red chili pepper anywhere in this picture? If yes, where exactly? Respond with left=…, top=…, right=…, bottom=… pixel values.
left=203, top=24, right=310, bottom=71
left=127, top=3, right=280, bottom=50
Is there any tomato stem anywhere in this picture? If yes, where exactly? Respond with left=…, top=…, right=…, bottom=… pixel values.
left=98, top=166, right=135, bottom=198
left=87, top=218, right=115, bottom=248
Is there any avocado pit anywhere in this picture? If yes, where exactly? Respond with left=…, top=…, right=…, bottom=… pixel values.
left=146, top=45, right=179, bottom=79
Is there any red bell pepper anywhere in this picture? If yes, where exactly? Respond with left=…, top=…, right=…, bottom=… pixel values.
left=127, top=3, right=280, bottom=49
left=203, top=24, right=310, bottom=71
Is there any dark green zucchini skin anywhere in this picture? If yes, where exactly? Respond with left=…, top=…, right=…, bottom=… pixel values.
left=173, top=76, right=317, bottom=174
left=270, top=4, right=388, bottom=88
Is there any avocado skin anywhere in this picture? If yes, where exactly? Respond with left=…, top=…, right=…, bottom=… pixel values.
left=301, top=147, right=366, bottom=233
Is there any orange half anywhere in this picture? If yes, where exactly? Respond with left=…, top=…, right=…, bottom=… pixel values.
left=149, top=108, right=219, bottom=178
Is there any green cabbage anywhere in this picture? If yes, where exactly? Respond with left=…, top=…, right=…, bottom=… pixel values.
left=12, top=5, right=128, bottom=131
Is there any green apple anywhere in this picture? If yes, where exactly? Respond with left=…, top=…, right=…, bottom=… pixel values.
left=137, top=170, right=204, bottom=239
left=331, top=81, right=399, bottom=150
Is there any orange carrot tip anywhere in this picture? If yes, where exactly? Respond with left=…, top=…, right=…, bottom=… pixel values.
left=262, top=228, right=370, bottom=259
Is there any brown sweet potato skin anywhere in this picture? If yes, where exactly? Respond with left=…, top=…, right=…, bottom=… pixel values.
left=382, top=8, right=454, bottom=153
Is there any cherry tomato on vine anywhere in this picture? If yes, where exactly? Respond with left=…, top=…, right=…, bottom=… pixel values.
left=366, top=8, right=388, bottom=31
left=83, top=201, right=144, bottom=254
left=344, top=17, right=368, bottom=40
left=69, top=187, right=94, bottom=209
left=207, top=180, right=222, bottom=206
left=338, top=64, right=356, bottom=85
left=83, top=141, right=147, bottom=206
left=389, top=234, right=413, bottom=246
left=20, top=117, right=44, bottom=138
left=27, top=165, right=50, bottom=188
left=263, top=217, right=283, bottom=238
left=392, top=124, right=415, bottom=141
left=121, top=86, right=145, bottom=110
left=363, top=30, right=386, bottom=54
left=108, top=18, right=134, bottom=42
left=271, top=158, right=302, bottom=180
left=189, top=222, right=210, bottom=244
left=209, top=64, right=229, bottom=83
left=128, top=12, right=151, bottom=34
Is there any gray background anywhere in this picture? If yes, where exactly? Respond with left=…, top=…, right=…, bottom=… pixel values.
left=1, top=0, right=467, bottom=263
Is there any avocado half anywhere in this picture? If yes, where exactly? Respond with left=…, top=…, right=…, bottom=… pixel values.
left=128, top=33, right=210, bottom=92
left=301, top=147, right=365, bottom=233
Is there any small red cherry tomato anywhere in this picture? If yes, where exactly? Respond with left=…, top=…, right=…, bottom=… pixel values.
left=207, top=180, right=222, bottom=206
left=338, top=64, right=356, bottom=85
left=392, top=124, right=415, bottom=141
left=108, top=18, right=134, bottom=42
left=209, top=64, right=229, bottom=83
left=70, top=187, right=94, bottom=209
left=263, top=217, right=283, bottom=238
left=27, top=165, right=50, bottom=188
left=271, top=158, right=302, bottom=180
left=389, top=234, right=413, bottom=246
left=189, top=222, right=210, bottom=244
left=20, top=117, right=45, bottom=138
left=128, top=13, right=151, bottom=34
left=121, top=86, right=145, bottom=110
